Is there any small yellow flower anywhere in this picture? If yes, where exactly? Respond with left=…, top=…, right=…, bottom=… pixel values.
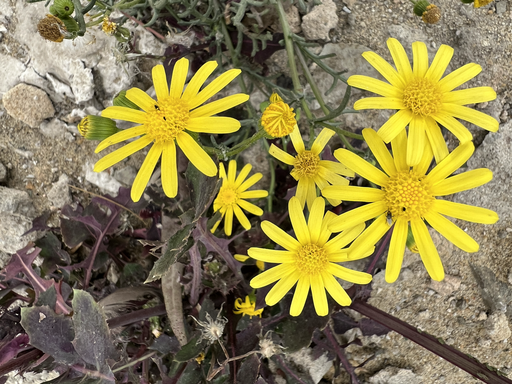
left=322, top=128, right=499, bottom=283
left=233, top=296, right=263, bottom=318
left=235, top=254, right=265, bottom=271
left=348, top=38, right=498, bottom=166
left=261, top=93, right=297, bottom=138
left=249, top=196, right=372, bottom=317
left=211, top=160, right=268, bottom=236
left=102, top=17, right=117, bottom=35
left=474, top=0, right=493, bottom=7
left=94, top=58, right=249, bottom=202
left=269, top=126, right=354, bottom=211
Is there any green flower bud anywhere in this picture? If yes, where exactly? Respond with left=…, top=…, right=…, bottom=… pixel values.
left=53, top=0, right=74, bottom=17
left=60, top=16, right=79, bottom=33
left=113, top=90, right=140, bottom=110
left=78, top=115, right=119, bottom=140
left=412, top=0, right=430, bottom=16
left=114, top=26, right=130, bottom=43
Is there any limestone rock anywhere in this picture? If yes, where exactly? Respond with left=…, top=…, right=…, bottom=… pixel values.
left=0, top=186, right=36, bottom=218
left=47, top=174, right=72, bottom=208
left=40, top=118, right=74, bottom=141
left=2, top=84, right=55, bottom=128
left=0, top=214, right=37, bottom=254
left=0, top=53, right=26, bottom=97
left=0, top=162, right=6, bottom=182
left=84, top=162, right=122, bottom=196
left=370, top=368, right=422, bottom=384
left=301, top=0, right=338, bottom=41
left=114, top=166, right=137, bottom=187
left=485, top=312, right=511, bottom=342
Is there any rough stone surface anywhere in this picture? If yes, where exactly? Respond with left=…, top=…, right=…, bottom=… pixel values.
left=0, top=214, right=37, bottom=254
left=113, top=166, right=137, bottom=187
left=271, top=4, right=301, bottom=34
left=47, top=174, right=72, bottom=208
left=0, top=54, right=26, bottom=97
left=0, top=186, right=36, bottom=217
left=84, top=162, right=123, bottom=196
left=0, top=161, right=6, bottom=182
left=369, top=368, right=422, bottom=384
left=485, top=312, right=511, bottom=342
left=301, top=0, right=338, bottom=41
left=40, top=119, right=74, bottom=141
left=280, top=348, right=332, bottom=384
left=2, top=84, right=55, bottom=128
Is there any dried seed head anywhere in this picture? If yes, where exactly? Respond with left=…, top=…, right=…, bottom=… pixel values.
left=37, top=14, right=66, bottom=43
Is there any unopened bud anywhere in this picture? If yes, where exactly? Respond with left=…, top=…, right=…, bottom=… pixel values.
left=113, top=90, right=140, bottom=110
left=77, top=115, right=119, bottom=140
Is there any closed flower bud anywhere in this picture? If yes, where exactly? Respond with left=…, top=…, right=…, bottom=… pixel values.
left=60, top=16, right=79, bottom=33
left=52, top=0, right=74, bottom=17
left=113, top=90, right=140, bottom=110
left=260, top=92, right=297, bottom=138
left=78, top=115, right=119, bottom=140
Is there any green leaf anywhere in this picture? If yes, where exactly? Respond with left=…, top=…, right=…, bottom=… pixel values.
left=185, top=162, right=221, bottom=221
left=176, top=361, right=205, bottom=384
left=71, top=290, right=119, bottom=368
left=145, top=224, right=195, bottom=283
left=174, top=336, right=205, bottom=362
left=35, top=233, right=71, bottom=275
left=20, top=305, right=83, bottom=365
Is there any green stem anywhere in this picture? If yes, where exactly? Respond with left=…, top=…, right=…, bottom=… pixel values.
left=262, top=139, right=275, bottom=213
left=319, top=122, right=364, bottom=141
left=202, top=129, right=268, bottom=160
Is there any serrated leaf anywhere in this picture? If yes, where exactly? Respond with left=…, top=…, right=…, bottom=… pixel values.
left=71, top=290, right=119, bottom=368
left=174, top=336, right=204, bottom=362
left=185, top=162, right=221, bottom=221
left=236, top=354, right=260, bottom=384
left=176, top=361, right=204, bottom=384
left=20, top=305, right=83, bottom=365
left=145, top=224, right=195, bottom=283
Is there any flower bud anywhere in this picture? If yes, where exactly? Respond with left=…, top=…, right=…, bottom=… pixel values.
left=53, top=0, right=74, bottom=17
left=77, top=115, right=119, bottom=140
left=412, top=1, right=441, bottom=24
left=260, top=92, right=297, bottom=138
left=113, top=90, right=140, bottom=110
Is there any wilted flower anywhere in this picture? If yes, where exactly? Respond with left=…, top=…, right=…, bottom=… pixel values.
left=191, top=310, right=228, bottom=345
left=233, top=296, right=263, bottom=318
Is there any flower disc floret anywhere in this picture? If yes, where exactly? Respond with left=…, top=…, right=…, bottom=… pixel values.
left=145, top=98, right=189, bottom=143
left=293, top=151, right=320, bottom=179
left=403, top=78, right=442, bottom=116
left=295, top=244, right=328, bottom=276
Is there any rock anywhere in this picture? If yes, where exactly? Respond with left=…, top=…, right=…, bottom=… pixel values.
left=2, top=84, right=55, bottom=128
left=0, top=53, right=26, bottom=97
left=301, top=0, right=338, bottom=41
left=496, top=1, right=507, bottom=14
left=430, top=275, right=461, bottom=296
left=67, top=60, right=95, bottom=103
left=46, top=73, right=75, bottom=102
left=271, top=4, right=301, bottom=34
left=485, top=312, right=511, bottom=342
left=0, top=186, right=36, bottom=217
left=470, top=263, right=512, bottom=315
left=47, top=174, right=72, bottom=208
left=0, top=161, right=6, bottom=182
left=134, top=25, right=167, bottom=56
left=40, top=118, right=74, bottom=141
left=369, top=367, right=422, bottom=384
left=84, top=162, right=122, bottom=196
left=0, top=214, right=37, bottom=254
left=282, top=348, right=332, bottom=384
left=113, top=166, right=137, bottom=187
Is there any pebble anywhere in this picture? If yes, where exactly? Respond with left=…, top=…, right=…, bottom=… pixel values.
left=485, top=312, right=511, bottom=342
left=113, top=166, right=137, bottom=187
left=2, top=84, right=55, bottom=128
left=301, top=0, right=339, bottom=41
left=47, top=174, right=72, bottom=208
left=0, top=162, right=6, bottom=182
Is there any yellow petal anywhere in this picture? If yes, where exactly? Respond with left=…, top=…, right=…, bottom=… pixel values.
left=227, top=159, right=237, bottom=182
left=311, top=128, right=335, bottom=156
left=234, top=254, right=249, bottom=262
left=289, top=197, right=310, bottom=245
left=319, top=160, right=354, bottom=177
left=126, top=88, right=156, bottom=112
left=102, top=106, right=147, bottom=124
left=361, top=51, right=405, bottom=88
left=318, top=212, right=336, bottom=246
left=425, top=44, right=453, bottom=83
left=131, top=142, right=163, bottom=202
left=413, top=134, right=434, bottom=176
left=424, top=117, right=449, bottom=164
left=238, top=199, right=264, bottom=216
left=290, top=125, right=305, bottom=153
left=235, top=163, right=252, bottom=187
left=362, top=128, right=396, bottom=176
left=224, top=206, right=234, bottom=236
left=219, top=162, right=227, bottom=179
left=438, top=63, right=481, bottom=93
left=265, top=270, right=300, bottom=306
left=385, top=217, right=407, bottom=283
left=322, top=185, right=384, bottom=203
left=412, top=41, right=429, bottom=78
left=239, top=190, right=268, bottom=199
left=410, top=218, right=444, bottom=281
left=169, top=58, right=189, bottom=99
left=431, top=112, right=473, bottom=143
left=247, top=248, right=296, bottom=263
left=432, top=200, right=499, bottom=224
left=425, top=141, right=474, bottom=185
left=95, top=125, right=146, bottom=153
left=378, top=109, right=413, bottom=143
left=269, top=144, right=295, bottom=165
left=238, top=173, right=262, bottom=192
left=349, top=75, right=403, bottom=98
left=442, top=87, right=496, bottom=105
left=189, top=94, right=249, bottom=118
left=347, top=214, right=390, bottom=260
left=94, top=136, right=152, bottom=172
left=324, top=223, right=366, bottom=254
left=329, top=201, right=388, bottom=233
left=233, top=204, right=251, bottom=230
left=161, top=140, right=178, bottom=198
left=391, top=129, right=408, bottom=172
left=333, top=149, right=389, bottom=186
left=181, top=61, right=218, bottom=102
left=387, top=38, right=413, bottom=83
left=176, top=132, right=217, bottom=177
left=152, top=65, right=169, bottom=101
left=295, top=177, right=308, bottom=208
left=310, top=274, right=328, bottom=316
left=250, top=263, right=294, bottom=288
left=306, top=198, right=325, bottom=244
left=261, top=221, right=301, bottom=251
left=424, top=211, right=479, bottom=252
left=305, top=177, right=318, bottom=212
left=290, top=276, right=310, bottom=316
left=432, top=168, right=492, bottom=196
left=187, top=117, right=241, bottom=134
left=321, top=272, right=352, bottom=307
left=354, top=97, right=405, bottom=110
left=189, top=69, right=242, bottom=110
left=327, top=263, right=372, bottom=285
left=442, top=104, right=499, bottom=132
left=316, top=167, right=349, bottom=187
left=407, top=116, right=426, bottom=167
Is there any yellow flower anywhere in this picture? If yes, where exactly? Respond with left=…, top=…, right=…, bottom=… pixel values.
left=348, top=38, right=498, bottom=166
left=94, top=59, right=249, bottom=202
left=234, top=254, right=265, bottom=271
left=233, top=296, right=263, bottom=318
left=269, top=127, right=354, bottom=211
left=474, top=0, right=493, bottom=7
left=261, top=93, right=297, bottom=138
left=211, top=160, right=268, bottom=236
left=249, top=196, right=372, bottom=317
left=322, top=128, right=499, bottom=283
left=102, top=17, right=117, bottom=35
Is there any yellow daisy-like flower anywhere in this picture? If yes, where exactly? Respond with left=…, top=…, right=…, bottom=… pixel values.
left=269, top=127, right=354, bottom=211
left=322, top=128, right=499, bottom=283
left=211, top=160, right=268, bottom=236
left=234, top=254, right=265, bottom=271
left=249, top=196, right=372, bottom=317
left=348, top=38, right=498, bottom=166
left=260, top=93, right=297, bottom=138
left=233, top=296, right=263, bottom=318
left=94, top=58, right=249, bottom=202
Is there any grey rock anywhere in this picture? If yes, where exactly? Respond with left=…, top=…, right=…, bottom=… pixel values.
left=0, top=53, right=26, bottom=97
left=47, top=174, right=72, bottom=208
left=370, top=368, right=422, bottom=384
left=2, top=84, right=55, bottom=128
left=114, top=166, right=137, bottom=187
left=0, top=186, right=36, bottom=218
left=470, top=263, right=512, bottom=315
left=496, top=1, right=507, bottom=14
left=84, top=162, right=122, bottom=196
left=46, top=73, right=75, bottom=102
left=40, top=118, right=74, bottom=141
left=429, top=275, right=461, bottom=297
left=282, top=348, right=332, bottom=384
left=0, top=161, right=6, bottom=182
left=67, top=60, right=94, bottom=103
left=485, top=312, right=511, bottom=342
left=0, top=214, right=37, bottom=254
left=0, top=250, right=11, bottom=269
left=271, top=4, right=301, bottom=34
left=301, top=0, right=338, bottom=41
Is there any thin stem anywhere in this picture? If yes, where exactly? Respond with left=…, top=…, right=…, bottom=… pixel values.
left=120, top=11, right=166, bottom=40
left=324, top=326, right=360, bottom=384
left=112, top=351, right=157, bottom=373
left=274, top=355, right=309, bottom=384
left=365, top=226, right=393, bottom=275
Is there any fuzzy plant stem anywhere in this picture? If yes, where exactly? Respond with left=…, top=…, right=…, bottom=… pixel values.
left=162, top=263, right=188, bottom=346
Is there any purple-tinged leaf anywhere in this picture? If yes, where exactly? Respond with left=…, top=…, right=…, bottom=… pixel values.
left=236, top=354, right=260, bottom=384
left=236, top=322, right=261, bottom=356
left=72, top=290, right=119, bottom=367
left=0, top=334, right=29, bottom=365
left=188, top=243, right=202, bottom=306
left=23, top=211, right=52, bottom=236
left=331, top=311, right=358, bottom=335
left=60, top=204, right=91, bottom=248
left=35, top=233, right=71, bottom=275
left=20, top=305, right=83, bottom=365
left=359, top=318, right=390, bottom=336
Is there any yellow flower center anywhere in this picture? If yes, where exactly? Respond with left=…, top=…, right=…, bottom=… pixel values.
left=295, top=244, right=329, bottom=276
left=261, top=95, right=296, bottom=138
left=383, top=171, right=435, bottom=221
left=293, top=151, right=320, bottom=179
left=145, top=97, right=189, bottom=143
left=402, top=78, right=442, bottom=116
left=217, top=185, right=239, bottom=207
